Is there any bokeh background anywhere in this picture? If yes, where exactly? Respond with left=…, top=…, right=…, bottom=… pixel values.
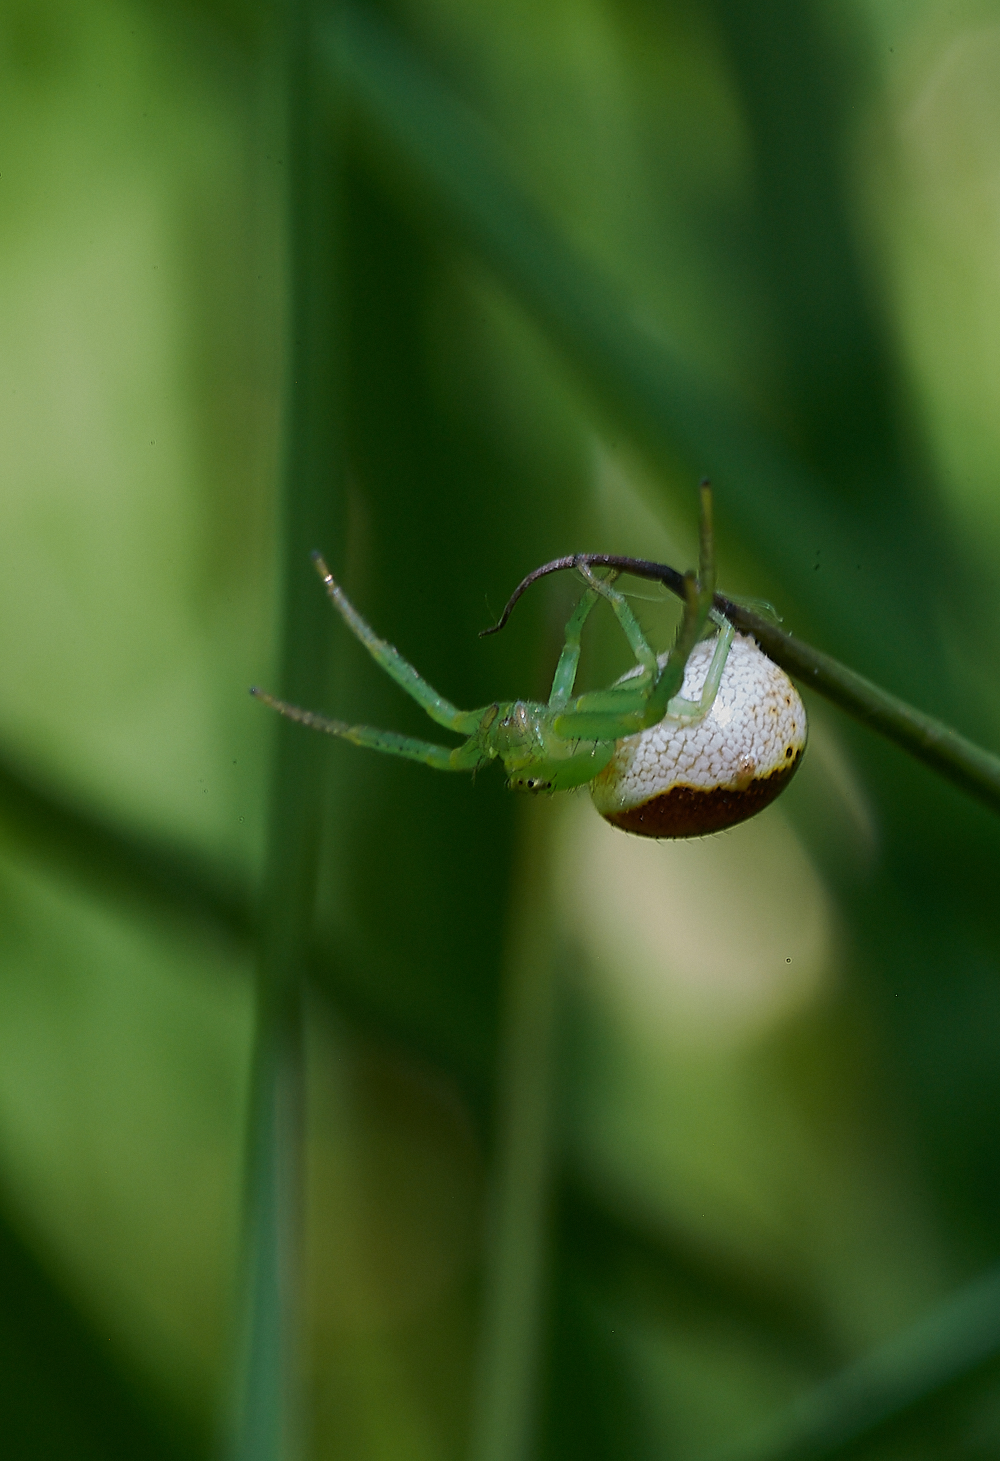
left=3, top=1, right=1000, bottom=1458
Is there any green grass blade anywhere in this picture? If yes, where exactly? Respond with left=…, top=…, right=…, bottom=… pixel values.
left=231, top=1, right=344, bottom=1456
left=0, top=1203, right=199, bottom=1460
left=560, top=1171, right=838, bottom=1375
left=0, top=749, right=252, bottom=942
left=469, top=802, right=559, bottom=1461
left=724, top=1264, right=1000, bottom=1461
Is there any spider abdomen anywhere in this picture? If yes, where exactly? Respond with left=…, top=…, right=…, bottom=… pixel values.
left=589, top=633, right=807, bottom=838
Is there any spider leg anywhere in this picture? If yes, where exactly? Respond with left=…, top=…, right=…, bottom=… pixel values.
left=635, top=483, right=717, bottom=727
left=552, top=582, right=710, bottom=741
left=557, top=484, right=722, bottom=738
left=548, top=586, right=600, bottom=708
left=666, top=614, right=736, bottom=719
left=311, top=554, right=481, bottom=735
left=552, top=679, right=655, bottom=742
left=250, top=689, right=484, bottom=770
left=576, top=563, right=657, bottom=681
left=552, top=618, right=735, bottom=740
left=548, top=560, right=662, bottom=712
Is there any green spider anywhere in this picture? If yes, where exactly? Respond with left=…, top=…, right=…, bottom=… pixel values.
left=252, top=486, right=807, bottom=838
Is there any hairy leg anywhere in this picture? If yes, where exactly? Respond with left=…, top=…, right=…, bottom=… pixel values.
left=638, top=484, right=717, bottom=726
left=559, top=485, right=722, bottom=737
left=548, top=586, right=600, bottom=708
left=311, top=554, right=482, bottom=735
left=667, top=615, right=736, bottom=719
left=250, top=688, right=482, bottom=770
left=552, top=677, right=658, bottom=742
left=576, top=564, right=657, bottom=681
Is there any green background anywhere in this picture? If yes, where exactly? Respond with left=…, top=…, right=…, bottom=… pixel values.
left=3, top=1, right=1000, bottom=1457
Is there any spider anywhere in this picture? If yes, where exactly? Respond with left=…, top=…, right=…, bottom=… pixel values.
left=251, top=485, right=807, bottom=837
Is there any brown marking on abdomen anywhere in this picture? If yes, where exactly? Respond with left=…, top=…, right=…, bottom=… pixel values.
left=601, top=754, right=802, bottom=839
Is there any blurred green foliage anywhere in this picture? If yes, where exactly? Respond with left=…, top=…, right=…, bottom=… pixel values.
left=4, top=1, right=1000, bottom=1458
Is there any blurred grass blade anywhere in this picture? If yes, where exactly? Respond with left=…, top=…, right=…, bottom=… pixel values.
left=561, top=1171, right=838, bottom=1374
left=470, top=802, right=559, bottom=1461
left=725, top=1264, right=1000, bottom=1461
left=0, top=749, right=252, bottom=941
left=232, top=0, right=343, bottom=1456
left=321, top=4, right=933, bottom=684
left=0, top=1202, right=198, bottom=1460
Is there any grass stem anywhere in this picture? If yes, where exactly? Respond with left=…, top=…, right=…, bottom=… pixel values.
left=724, top=1264, right=1000, bottom=1461
left=230, top=1, right=343, bottom=1456
left=469, top=801, right=559, bottom=1461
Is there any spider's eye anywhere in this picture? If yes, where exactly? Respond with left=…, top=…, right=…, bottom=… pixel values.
left=510, top=774, right=553, bottom=793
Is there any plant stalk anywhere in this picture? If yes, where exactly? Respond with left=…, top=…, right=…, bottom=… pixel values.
left=470, top=800, right=560, bottom=1461
left=231, top=0, right=343, bottom=1455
